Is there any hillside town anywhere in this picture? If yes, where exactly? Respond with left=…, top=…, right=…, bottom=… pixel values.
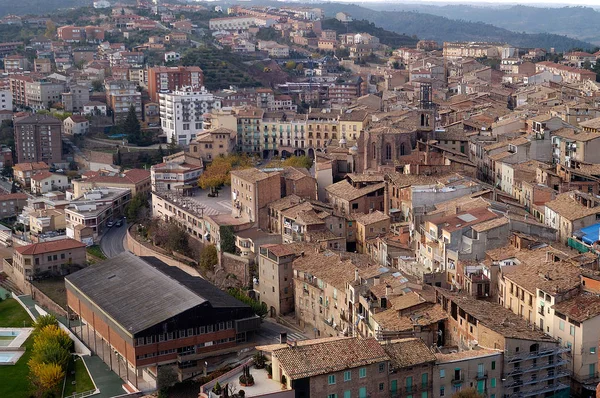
left=1, top=2, right=600, bottom=398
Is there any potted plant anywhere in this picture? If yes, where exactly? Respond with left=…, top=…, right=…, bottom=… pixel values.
left=254, top=351, right=266, bottom=369
left=238, top=390, right=245, bottom=398
left=266, top=363, right=272, bottom=379
left=239, top=365, right=255, bottom=387
left=212, top=381, right=223, bottom=396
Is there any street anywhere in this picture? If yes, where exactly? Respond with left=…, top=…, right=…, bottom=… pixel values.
left=256, top=318, right=308, bottom=345
left=99, top=222, right=128, bottom=258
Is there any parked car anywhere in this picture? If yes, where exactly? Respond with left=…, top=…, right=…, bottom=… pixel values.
left=107, top=221, right=114, bottom=228
left=115, top=220, right=123, bottom=227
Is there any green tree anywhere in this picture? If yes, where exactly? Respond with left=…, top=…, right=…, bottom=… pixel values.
left=283, top=155, right=313, bottom=169
left=121, top=105, right=142, bottom=145
left=91, top=80, right=104, bottom=92
left=227, top=288, right=268, bottom=318
left=31, top=340, right=70, bottom=369
left=168, top=133, right=179, bottom=154
left=125, top=192, right=149, bottom=222
left=285, top=61, right=296, bottom=70
left=220, top=226, right=236, bottom=254
left=29, top=361, right=65, bottom=396
left=158, top=144, right=165, bottom=159
left=33, top=314, right=58, bottom=334
left=44, top=20, right=56, bottom=39
left=199, top=244, right=218, bottom=271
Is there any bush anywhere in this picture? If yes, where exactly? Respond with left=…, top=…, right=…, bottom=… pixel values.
left=254, top=352, right=266, bottom=369
left=227, top=288, right=268, bottom=318
left=213, top=381, right=222, bottom=394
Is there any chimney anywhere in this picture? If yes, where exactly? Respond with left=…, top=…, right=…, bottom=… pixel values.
left=355, top=268, right=360, bottom=282
left=280, top=332, right=287, bottom=344
left=386, top=285, right=391, bottom=297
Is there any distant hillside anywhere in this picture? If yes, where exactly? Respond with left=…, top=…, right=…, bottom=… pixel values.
left=365, top=4, right=600, bottom=46
left=0, top=0, right=81, bottom=17
left=246, top=2, right=594, bottom=53
left=321, top=18, right=418, bottom=48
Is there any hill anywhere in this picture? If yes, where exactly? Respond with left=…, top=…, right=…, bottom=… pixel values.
left=364, top=4, right=600, bottom=46
left=249, top=1, right=594, bottom=53
left=321, top=18, right=418, bottom=48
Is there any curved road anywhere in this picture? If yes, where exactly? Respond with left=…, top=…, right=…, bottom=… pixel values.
left=99, top=222, right=128, bottom=258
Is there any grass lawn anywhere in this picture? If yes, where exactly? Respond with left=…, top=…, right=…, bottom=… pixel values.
left=0, top=298, right=33, bottom=327
left=63, top=356, right=95, bottom=397
left=86, top=245, right=107, bottom=260
left=0, top=335, right=33, bottom=398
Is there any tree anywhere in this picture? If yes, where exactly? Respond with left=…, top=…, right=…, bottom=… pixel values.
left=35, top=325, right=72, bottom=352
left=44, top=20, right=56, bottom=39
left=1, top=163, right=13, bottom=178
left=91, top=80, right=104, bottom=92
left=126, top=192, right=149, bottom=222
left=220, top=226, right=236, bottom=254
left=198, top=154, right=253, bottom=194
left=121, top=105, right=142, bottom=145
left=168, top=133, right=179, bottom=154
left=33, top=314, right=58, bottom=334
left=283, top=155, right=312, bottom=169
left=284, top=61, right=296, bottom=70
left=158, top=144, right=165, bottom=158
left=199, top=244, right=218, bottom=271
left=31, top=339, right=71, bottom=369
left=29, top=361, right=65, bottom=396
left=227, top=288, right=268, bottom=318
left=157, top=366, right=178, bottom=398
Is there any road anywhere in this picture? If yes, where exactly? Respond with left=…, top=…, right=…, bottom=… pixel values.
left=256, top=318, right=308, bottom=345
left=99, top=222, right=128, bottom=258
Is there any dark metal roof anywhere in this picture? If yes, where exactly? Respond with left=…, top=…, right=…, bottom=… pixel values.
left=66, top=252, right=247, bottom=334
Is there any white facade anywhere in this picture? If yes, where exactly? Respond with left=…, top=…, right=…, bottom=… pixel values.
left=209, top=17, right=256, bottom=31
left=164, top=51, right=180, bottom=62
left=31, top=173, right=69, bottom=195
left=159, top=86, right=222, bottom=146
left=0, top=90, right=13, bottom=111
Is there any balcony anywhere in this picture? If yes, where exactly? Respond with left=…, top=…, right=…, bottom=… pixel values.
left=475, top=371, right=487, bottom=380
left=451, top=376, right=464, bottom=385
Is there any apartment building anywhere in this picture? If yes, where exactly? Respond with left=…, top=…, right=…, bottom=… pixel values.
left=535, top=62, right=597, bottom=84
left=443, top=42, right=504, bottom=60
left=9, top=75, right=32, bottom=107
left=147, top=66, right=204, bottom=102
left=436, top=289, right=571, bottom=398
left=65, top=188, right=131, bottom=241
left=6, top=238, right=86, bottom=292
left=12, top=161, right=50, bottom=187
left=72, top=169, right=150, bottom=198
left=231, top=167, right=281, bottom=228
left=0, top=193, right=28, bottom=219
left=0, top=89, right=12, bottom=111
left=208, top=16, right=258, bottom=31
left=3, top=55, right=29, bottom=72
left=24, top=80, right=66, bottom=110
left=325, top=178, right=385, bottom=215
left=29, top=209, right=66, bottom=235
left=150, top=159, right=203, bottom=192
left=159, top=86, right=222, bottom=146
left=57, top=25, right=105, bottom=43
left=236, top=107, right=264, bottom=155
left=62, top=85, right=90, bottom=113
left=545, top=191, right=600, bottom=244
left=552, top=127, right=600, bottom=167
left=30, top=171, right=68, bottom=195
left=14, top=114, right=62, bottom=164
left=105, top=80, right=142, bottom=122
left=257, top=243, right=303, bottom=317
left=190, top=128, right=237, bottom=162
left=270, top=337, right=390, bottom=398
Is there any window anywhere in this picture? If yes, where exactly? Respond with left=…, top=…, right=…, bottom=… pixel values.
left=379, top=383, right=384, bottom=391
left=343, top=392, right=350, bottom=398
left=491, top=361, right=496, bottom=370
left=379, top=363, right=386, bottom=373
left=491, top=378, right=496, bottom=388
left=344, top=371, right=351, bottom=381
left=440, top=387, right=445, bottom=396
left=327, top=395, right=337, bottom=398
left=559, top=320, right=565, bottom=331
left=570, top=325, right=576, bottom=336
left=440, top=369, right=445, bottom=378
left=328, top=375, right=336, bottom=385
left=359, top=387, right=367, bottom=398
left=359, top=367, right=366, bottom=378
left=591, top=347, right=596, bottom=354
left=590, top=363, right=596, bottom=377
left=421, top=393, right=428, bottom=398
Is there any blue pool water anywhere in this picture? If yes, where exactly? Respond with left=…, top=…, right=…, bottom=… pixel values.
left=0, top=331, right=20, bottom=337
left=0, top=353, right=16, bottom=363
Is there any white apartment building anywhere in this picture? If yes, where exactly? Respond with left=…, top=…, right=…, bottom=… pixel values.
left=0, top=90, right=13, bottom=111
left=159, top=86, right=222, bottom=146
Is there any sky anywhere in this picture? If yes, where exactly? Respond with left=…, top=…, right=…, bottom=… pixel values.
left=359, top=0, right=600, bottom=5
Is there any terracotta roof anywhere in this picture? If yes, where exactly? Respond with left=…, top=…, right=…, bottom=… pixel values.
left=553, top=127, right=600, bottom=142
left=383, top=338, right=436, bottom=369
left=13, top=162, right=49, bottom=172
left=553, top=292, right=600, bottom=323
left=325, top=180, right=385, bottom=202
left=231, top=168, right=275, bottom=183
left=435, top=348, right=502, bottom=363
left=354, top=211, right=390, bottom=226
left=545, top=191, right=600, bottom=221
left=579, top=117, right=600, bottom=130
left=16, top=238, right=86, bottom=255
left=372, top=302, right=447, bottom=332
left=273, top=337, right=388, bottom=380
left=30, top=171, right=57, bottom=182
left=0, top=193, right=28, bottom=201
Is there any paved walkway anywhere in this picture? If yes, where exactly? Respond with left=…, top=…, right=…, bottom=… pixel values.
left=82, top=355, right=127, bottom=398
left=17, top=295, right=40, bottom=319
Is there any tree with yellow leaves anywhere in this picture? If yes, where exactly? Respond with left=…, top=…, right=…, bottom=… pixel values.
left=29, top=361, right=65, bottom=397
left=198, top=154, right=253, bottom=195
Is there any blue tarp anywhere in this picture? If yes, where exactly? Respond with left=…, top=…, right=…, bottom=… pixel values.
left=579, top=223, right=600, bottom=245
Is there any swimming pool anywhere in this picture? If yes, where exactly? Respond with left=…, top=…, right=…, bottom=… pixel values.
left=0, top=352, right=17, bottom=364
left=0, top=331, right=20, bottom=337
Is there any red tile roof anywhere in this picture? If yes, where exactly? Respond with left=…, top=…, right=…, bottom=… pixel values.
left=0, top=193, right=27, bottom=201
left=16, top=238, right=86, bottom=255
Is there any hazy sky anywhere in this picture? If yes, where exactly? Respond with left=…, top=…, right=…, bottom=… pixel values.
left=379, top=0, right=600, bottom=5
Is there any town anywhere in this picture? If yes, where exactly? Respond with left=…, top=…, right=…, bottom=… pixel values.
left=0, top=1, right=599, bottom=398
